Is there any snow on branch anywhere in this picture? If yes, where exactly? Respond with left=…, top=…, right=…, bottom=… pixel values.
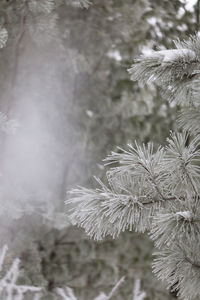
left=105, top=142, right=168, bottom=200
left=66, top=131, right=200, bottom=241
left=66, top=178, right=159, bottom=240
left=163, top=131, right=200, bottom=195
left=178, top=107, right=200, bottom=134
left=128, top=34, right=200, bottom=106
left=128, top=48, right=197, bottom=84
left=153, top=242, right=200, bottom=300
left=106, top=132, right=200, bottom=198
left=0, top=245, right=41, bottom=300
left=150, top=194, right=200, bottom=249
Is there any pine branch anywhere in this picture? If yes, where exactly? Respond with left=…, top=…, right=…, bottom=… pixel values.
left=150, top=195, right=200, bottom=248
left=185, top=256, right=200, bottom=269
left=66, top=180, right=159, bottom=240
left=178, top=107, right=200, bottom=134
left=153, top=242, right=200, bottom=300
left=128, top=34, right=200, bottom=106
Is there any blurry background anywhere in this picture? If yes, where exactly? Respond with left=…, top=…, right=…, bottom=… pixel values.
left=0, top=0, right=198, bottom=299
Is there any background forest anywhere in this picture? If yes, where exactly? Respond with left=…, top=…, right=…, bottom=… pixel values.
left=0, top=0, right=199, bottom=299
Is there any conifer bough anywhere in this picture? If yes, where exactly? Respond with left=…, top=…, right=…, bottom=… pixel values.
left=66, top=34, right=200, bottom=300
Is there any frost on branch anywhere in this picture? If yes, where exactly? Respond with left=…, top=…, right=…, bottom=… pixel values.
left=133, top=279, right=146, bottom=300
left=0, top=245, right=41, bottom=299
left=126, top=33, right=200, bottom=300
left=67, top=130, right=200, bottom=241
left=66, top=141, right=169, bottom=240
left=153, top=242, right=200, bottom=300
left=66, top=130, right=200, bottom=298
left=67, top=178, right=159, bottom=240
left=93, top=276, right=125, bottom=300
left=56, top=278, right=147, bottom=300
left=128, top=34, right=200, bottom=106
left=178, top=107, right=200, bottom=134
left=56, top=277, right=124, bottom=300
left=163, top=131, right=200, bottom=195
left=128, top=34, right=200, bottom=137
left=150, top=194, right=200, bottom=248
left=66, top=34, right=200, bottom=299
left=56, top=287, right=77, bottom=300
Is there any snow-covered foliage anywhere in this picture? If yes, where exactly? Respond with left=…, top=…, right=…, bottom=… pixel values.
left=67, top=34, right=200, bottom=299
left=128, top=34, right=200, bottom=106
left=1, top=0, right=199, bottom=299
left=153, top=242, right=200, bottom=300
left=0, top=245, right=41, bottom=300
left=0, top=246, right=126, bottom=300
left=67, top=132, right=200, bottom=240
left=128, top=33, right=200, bottom=137
left=0, top=243, right=146, bottom=300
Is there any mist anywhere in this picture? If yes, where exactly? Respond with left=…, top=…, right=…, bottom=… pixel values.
left=0, top=28, right=92, bottom=246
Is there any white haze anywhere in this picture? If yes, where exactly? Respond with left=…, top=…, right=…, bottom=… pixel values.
left=0, top=37, right=85, bottom=221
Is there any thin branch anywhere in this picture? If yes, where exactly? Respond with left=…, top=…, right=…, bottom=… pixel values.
left=186, top=171, right=198, bottom=194
left=138, top=162, right=175, bottom=202
left=107, top=276, right=125, bottom=300
left=180, top=157, right=199, bottom=195
left=185, top=256, right=200, bottom=269
left=142, top=196, right=178, bottom=206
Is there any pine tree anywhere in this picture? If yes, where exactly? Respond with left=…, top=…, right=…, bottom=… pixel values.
left=1, top=0, right=199, bottom=299
left=67, top=34, right=200, bottom=300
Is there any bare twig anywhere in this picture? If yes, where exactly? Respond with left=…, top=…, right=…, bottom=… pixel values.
left=107, top=276, right=125, bottom=300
